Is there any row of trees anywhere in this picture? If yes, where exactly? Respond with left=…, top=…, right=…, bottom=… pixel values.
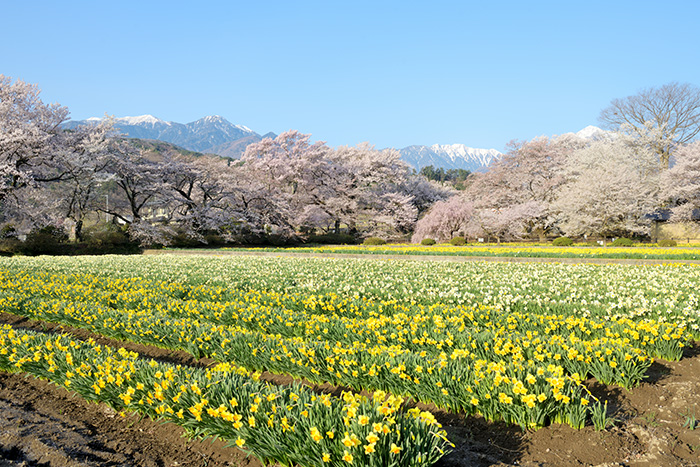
left=3, top=75, right=699, bottom=249
left=413, top=82, right=700, bottom=243
left=1, top=75, right=452, bottom=247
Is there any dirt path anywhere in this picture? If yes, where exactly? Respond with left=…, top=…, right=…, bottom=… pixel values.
left=0, top=312, right=699, bottom=466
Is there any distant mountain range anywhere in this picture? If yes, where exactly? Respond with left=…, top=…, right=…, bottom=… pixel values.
left=64, top=115, right=605, bottom=172
left=398, top=144, right=501, bottom=172
left=63, top=115, right=277, bottom=158
left=398, top=126, right=611, bottom=172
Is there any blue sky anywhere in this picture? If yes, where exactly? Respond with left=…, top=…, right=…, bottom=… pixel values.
left=4, top=1, right=700, bottom=151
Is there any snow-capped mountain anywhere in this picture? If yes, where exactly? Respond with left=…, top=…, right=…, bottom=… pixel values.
left=63, top=115, right=613, bottom=171
left=116, top=115, right=171, bottom=127
left=173, top=116, right=256, bottom=152
left=64, top=115, right=259, bottom=154
left=574, top=125, right=607, bottom=140
left=399, top=144, right=501, bottom=172
left=398, top=126, right=613, bottom=172
left=67, top=115, right=502, bottom=169
left=556, top=125, right=612, bottom=142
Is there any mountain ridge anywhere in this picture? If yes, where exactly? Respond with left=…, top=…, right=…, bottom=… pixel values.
left=64, top=114, right=502, bottom=169
left=398, top=144, right=501, bottom=172
left=65, top=115, right=603, bottom=171
left=64, top=115, right=259, bottom=155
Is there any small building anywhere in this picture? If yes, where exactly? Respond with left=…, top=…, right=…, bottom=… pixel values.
left=647, top=209, right=700, bottom=244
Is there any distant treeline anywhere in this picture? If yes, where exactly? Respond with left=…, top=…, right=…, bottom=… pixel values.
left=418, top=165, right=471, bottom=189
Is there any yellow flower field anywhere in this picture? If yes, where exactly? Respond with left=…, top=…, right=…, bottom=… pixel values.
left=0, top=253, right=696, bottom=466
left=225, top=243, right=700, bottom=260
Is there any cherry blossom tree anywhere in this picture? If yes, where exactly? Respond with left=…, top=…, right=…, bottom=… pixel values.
left=364, top=191, right=418, bottom=237
left=242, top=130, right=333, bottom=237
left=0, top=75, right=69, bottom=208
left=399, top=173, right=453, bottom=217
left=464, top=137, right=571, bottom=240
left=225, top=163, right=297, bottom=239
left=159, top=154, right=236, bottom=238
left=0, top=77, right=120, bottom=239
left=46, top=120, right=117, bottom=240
left=553, top=137, right=661, bottom=239
left=102, top=140, right=168, bottom=225
left=411, top=195, right=477, bottom=243
left=241, top=134, right=439, bottom=239
left=325, top=143, right=426, bottom=236
left=660, top=141, right=700, bottom=220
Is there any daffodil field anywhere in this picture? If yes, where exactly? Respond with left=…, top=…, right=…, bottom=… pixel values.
left=223, top=243, right=700, bottom=261
left=0, top=325, right=445, bottom=466
left=0, top=254, right=697, bottom=466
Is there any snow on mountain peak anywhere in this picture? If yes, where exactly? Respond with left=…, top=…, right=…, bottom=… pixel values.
left=575, top=125, right=605, bottom=139
left=194, top=116, right=254, bottom=134
left=187, top=115, right=255, bottom=136
left=399, top=143, right=501, bottom=171
left=202, top=115, right=225, bottom=122
left=62, top=114, right=264, bottom=155
left=429, top=143, right=501, bottom=163
left=234, top=124, right=253, bottom=133
left=117, top=115, right=169, bottom=126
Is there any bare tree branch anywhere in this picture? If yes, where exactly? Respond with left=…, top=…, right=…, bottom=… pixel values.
left=599, top=82, right=700, bottom=168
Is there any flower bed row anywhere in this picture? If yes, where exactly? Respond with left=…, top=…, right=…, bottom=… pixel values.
left=0, top=324, right=451, bottom=467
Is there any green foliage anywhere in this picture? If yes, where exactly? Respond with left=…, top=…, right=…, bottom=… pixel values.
left=0, top=224, right=21, bottom=256
left=128, top=137, right=203, bottom=158
left=203, top=233, right=227, bottom=247
left=658, top=239, right=678, bottom=247
left=363, top=237, right=386, bottom=245
left=449, top=236, right=466, bottom=246
left=419, top=165, right=471, bottom=189
left=0, top=224, right=18, bottom=239
left=167, top=231, right=229, bottom=249
left=682, top=409, right=697, bottom=430
left=306, top=233, right=359, bottom=245
left=0, top=239, right=20, bottom=256
left=552, top=236, right=574, bottom=246
left=222, top=230, right=301, bottom=247
left=420, top=238, right=437, bottom=246
left=591, top=401, right=613, bottom=431
left=20, top=225, right=69, bottom=256
left=169, top=230, right=206, bottom=248
left=566, top=401, right=588, bottom=430
left=611, top=237, right=635, bottom=247
left=15, top=223, right=140, bottom=256
left=84, top=223, right=129, bottom=246
left=263, top=234, right=300, bottom=247
left=82, top=223, right=141, bottom=254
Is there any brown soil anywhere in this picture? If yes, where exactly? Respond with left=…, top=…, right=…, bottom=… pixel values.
left=1, top=312, right=699, bottom=467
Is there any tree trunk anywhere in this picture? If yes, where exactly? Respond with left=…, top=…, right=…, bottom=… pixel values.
left=75, top=219, right=84, bottom=242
